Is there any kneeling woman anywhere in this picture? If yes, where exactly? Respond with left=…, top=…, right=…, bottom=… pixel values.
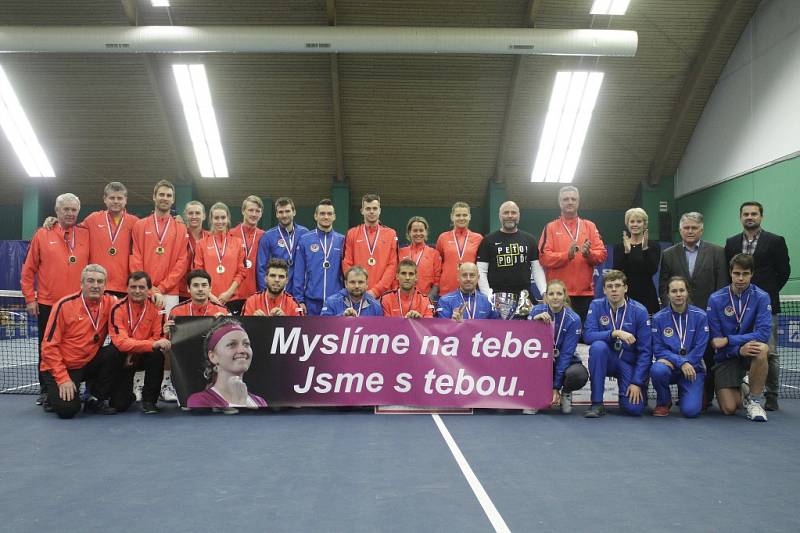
left=530, top=280, right=589, bottom=414
left=187, top=318, right=267, bottom=413
left=650, top=276, right=708, bottom=418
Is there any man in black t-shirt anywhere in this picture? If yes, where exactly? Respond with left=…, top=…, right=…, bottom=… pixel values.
left=477, top=201, right=547, bottom=318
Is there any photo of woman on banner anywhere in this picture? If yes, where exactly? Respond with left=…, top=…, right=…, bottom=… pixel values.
left=186, top=318, right=267, bottom=412
left=530, top=279, right=589, bottom=415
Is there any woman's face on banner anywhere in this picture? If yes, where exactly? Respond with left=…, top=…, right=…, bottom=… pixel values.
left=209, top=329, right=253, bottom=376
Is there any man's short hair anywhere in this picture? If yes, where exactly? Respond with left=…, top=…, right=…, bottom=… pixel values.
left=267, top=258, right=289, bottom=274
left=397, top=258, right=418, bottom=273
left=103, top=182, right=127, bottom=197
left=128, top=270, right=152, bottom=289
left=183, top=200, right=205, bottom=215
left=679, top=212, right=704, bottom=226
left=558, top=185, right=579, bottom=200
left=345, top=265, right=368, bottom=280
left=186, top=269, right=211, bottom=286
left=315, top=198, right=334, bottom=214
left=624, top=207, right=648, bottom=227
left=274, top=197, right=295, bottom=211
left=55, top=193, right=80, bottom=210
left=602, top=269, right=627, bottom=286
left=361, top=193, right=381, bottom=206
left=81, top=264, right=107, bottom=282
left=153, top=179, right=175, bottom=196
left=729, top=253, right=754, bottom=273
left=740, top=201, right=763, bottom=216
left=242, top=195, right=264, bottom=211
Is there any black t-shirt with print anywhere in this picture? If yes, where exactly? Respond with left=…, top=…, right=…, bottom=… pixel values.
left=477, top=230, right=538, bottom=294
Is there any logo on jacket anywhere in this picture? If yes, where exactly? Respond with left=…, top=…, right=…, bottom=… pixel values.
left=599, top=315, right=610, bottom=326
left=277, top=239, right=286, bottom=248
left=663, top=327, right=674, bottom=337
left=724, top=305, right=735, bottom=317
left=310, top=244, right=320, bottom=252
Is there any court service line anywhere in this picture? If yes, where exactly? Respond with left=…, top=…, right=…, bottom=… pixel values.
left=0, top=382, right=38, bottom=393
left=431, top=414, right=510, bottom=533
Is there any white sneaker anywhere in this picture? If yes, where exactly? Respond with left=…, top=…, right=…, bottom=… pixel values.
left=522, top=408, right=538, bottom=415
left=133, top=372, right=144, bottom=403
left=560, top=392, right=573, bottom=415
left=160, top=382, right=178, bottom=402
left=746, top=398, right=768, bottom=422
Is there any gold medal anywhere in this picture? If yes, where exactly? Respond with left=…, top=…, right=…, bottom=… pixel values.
left=155, top=246, right=165, bottom=255
left=108, top=247, right=117, bottom=256
left=68, top=255, right=77, bottom=264
left=367, top=257, right=377, bottom=266
left=216, top=264, right=226, bottom=274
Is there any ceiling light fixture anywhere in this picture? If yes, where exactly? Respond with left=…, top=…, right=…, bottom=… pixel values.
left=531, top=71, right=604, bottom=184
left=590, top=0, right=631, bottom=16
left=151, top=1, right=171, bottom=7
left=0, top=66, right=55, bottom=177
left=172, top=64, right=228, bottom=178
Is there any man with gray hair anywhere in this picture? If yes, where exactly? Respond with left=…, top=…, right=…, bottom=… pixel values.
left=39, top=264, right=121, bottom=418
left=538, top=186, right=608, bottom=322
left=21, top=193, right=90, bottom=405
left=659, top=211, right=728, bottom=408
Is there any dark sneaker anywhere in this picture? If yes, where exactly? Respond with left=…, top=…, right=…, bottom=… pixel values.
left=765, top=396, right=779, bottom=412
left=36, top=393, right=47, bottom=406
left=42, top=398, right=54, bottom=413
left=141, top=402, right=161, bottom=414
left=584, top=404, right=606, bottom=418
left=84, top=398, right=117, bottom=415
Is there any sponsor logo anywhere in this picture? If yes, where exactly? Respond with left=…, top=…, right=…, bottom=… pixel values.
left=310, top=244, right=320, bottom=252
left=724, top=305, right=735, bottom=317
left=277, top=239, right=286, bottom=248
left=599, top=315, right=610, bottom=326
left=663, top=327, right=674, bottom=337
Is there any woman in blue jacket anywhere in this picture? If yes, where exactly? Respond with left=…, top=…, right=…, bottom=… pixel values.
left=530, top=279, right=588, bottom=414
left=650, top=276, right=709, bottom=418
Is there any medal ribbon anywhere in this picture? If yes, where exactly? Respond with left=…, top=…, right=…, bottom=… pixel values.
left=671, top=310, right=688, bottom=353
left=212, top=232, right=228, bottom=267
left=153, top=214, right=172, bottom=248
left=105, top=211, right=125, bottom=247
left=264, top=292, right=287, bottom=314
left=728, top=287, right=752, bottom=331
left=397, top=289, right=417, bottom=316
left=362, top=224, right=381, bottom=258
left=608, top=300, right=627, bottom=333
left=240, top=225, right=257, bottom=260
left=347, top=297, right=366, bottom=317
left=277, top=226, right=297, bottom=258
left=189, top=302, right=209, bottom=317
left=62, top=225, right=76, bottom=256
left=410, top=244, right=425, bottom=267
left=81, top=294, right=101, bottom=335
left=127, top=300, right=147, bottom=335
left=452, top=229, right=470, bottom=261
left=317, top=230, right=333, bottom=263
left=550, top=307, right=567, bottom=350
left=460, top=291, right=477, bottom=320
left=560, top=217, right=582, bottom=244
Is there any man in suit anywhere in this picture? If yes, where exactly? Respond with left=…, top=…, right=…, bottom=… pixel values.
left=725, top=201, right=790, bottom=411
left=659, top=212, right=728, bottom=408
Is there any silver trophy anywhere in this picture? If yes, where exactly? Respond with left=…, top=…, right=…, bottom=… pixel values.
left=513, top=289, right=533, bottom=319
left=492, top=292, right=518, bottom=320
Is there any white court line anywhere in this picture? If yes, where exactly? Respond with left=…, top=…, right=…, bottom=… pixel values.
left=783, top=384, right=800, bottom=390
left=1, top=382, right=38, bottom=393
left=431, top=414, right=510, bottom=533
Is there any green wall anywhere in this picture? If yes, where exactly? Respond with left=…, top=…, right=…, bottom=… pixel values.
left=676, top=155, right=800, bottom=294
left=0, top=205, right=23, bottom=240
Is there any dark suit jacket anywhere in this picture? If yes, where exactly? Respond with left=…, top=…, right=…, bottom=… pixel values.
left=659, top=241, right=728, bottom=310
left=725, top=230, right=790, bottom=314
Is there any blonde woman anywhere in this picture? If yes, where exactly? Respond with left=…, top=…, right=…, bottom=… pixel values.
left=613, top=207, right=660, bottom=314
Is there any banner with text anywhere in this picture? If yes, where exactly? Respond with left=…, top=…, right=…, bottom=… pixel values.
left=170, top=316, right=554, bottom=409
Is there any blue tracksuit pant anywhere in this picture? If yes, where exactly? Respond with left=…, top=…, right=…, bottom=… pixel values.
left=650, top=361, right=704, bottom=418
left=588, top=341, right=646, bottom=416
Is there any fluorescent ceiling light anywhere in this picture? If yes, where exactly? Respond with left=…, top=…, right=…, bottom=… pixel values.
left=0, top=66, right=55, bottom=177
left=531, top=71, right=604, bottom=184
left=151, top=0, right=170, bottom=7
left=172, top=64, right=229, bottom=178
left=590, top=0, right=631, bottom=16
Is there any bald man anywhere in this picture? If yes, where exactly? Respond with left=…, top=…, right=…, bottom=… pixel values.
left=477, top=201, right=546, bottom=319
